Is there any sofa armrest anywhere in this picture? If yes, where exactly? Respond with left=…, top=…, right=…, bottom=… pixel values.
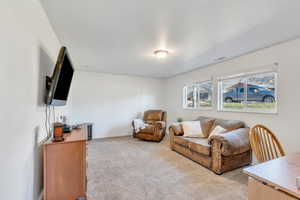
left=169, top=123, right=184, bottom=136
left=209, top=128, right=250, bottom=156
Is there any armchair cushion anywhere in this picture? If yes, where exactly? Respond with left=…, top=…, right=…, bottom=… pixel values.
left=140, top=126, right=156, bottom=134
left=208, top=128, right=250, bottom=156
left=145, top=120, right=156, bottom=125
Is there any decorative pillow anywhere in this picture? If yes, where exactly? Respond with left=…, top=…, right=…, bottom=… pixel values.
left=213, top=119, right=245, bottom=131
left=199, top=118, right=216, bottom=137
left=182, top=121, right=205, bottom=138
left=208, top=125, right=228, bottom=139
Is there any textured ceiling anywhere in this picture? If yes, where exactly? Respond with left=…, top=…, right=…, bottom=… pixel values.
left=41, top=0, right=300, bottom=78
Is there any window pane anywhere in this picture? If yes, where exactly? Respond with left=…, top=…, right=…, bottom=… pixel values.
left=196, top=81, right=212, bottom=108
left=246, top=73, right=276, bottom=112
left=218, top=71, right=277, bottom=113
left=220, top=77, right=246, bottom=110
left=184, top=86, right=195, bottom=108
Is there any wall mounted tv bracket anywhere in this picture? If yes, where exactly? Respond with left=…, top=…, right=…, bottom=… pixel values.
left=45, top=76, right=52, bottom=103
left=46, top=76, right=52, bottom=90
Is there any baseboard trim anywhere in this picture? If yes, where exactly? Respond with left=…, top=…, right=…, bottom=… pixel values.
left=92, top=134, right=132, bottom=140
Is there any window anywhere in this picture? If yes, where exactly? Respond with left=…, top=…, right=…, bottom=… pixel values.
left=218, top=71, right=277, bottom=113
left=183, top=85, right=195, bottom=109
left=183, top=81, right=213, bottom=109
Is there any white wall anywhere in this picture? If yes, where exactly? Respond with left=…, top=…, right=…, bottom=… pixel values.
left=166, top=38, right=300, bottom=153
left=69, top=71, right=165, bottom=138
left=0, top=1, right=68, bottom=199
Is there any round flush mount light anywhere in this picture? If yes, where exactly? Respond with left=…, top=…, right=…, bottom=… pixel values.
left=154, top=49, right=169, bottom=59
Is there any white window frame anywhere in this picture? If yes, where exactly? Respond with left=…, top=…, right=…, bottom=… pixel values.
left=183, top=80, right=213, bottom=110
left=217, top=69, right=278, bottom=114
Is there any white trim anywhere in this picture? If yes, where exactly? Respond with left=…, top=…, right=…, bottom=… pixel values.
left=217, top=63, right=278, bottom=81
left=182, top=79, right=214, bottom=110
left=217, top=109, right=279, bottom=115
left=183, top=107, right=214, bottom=111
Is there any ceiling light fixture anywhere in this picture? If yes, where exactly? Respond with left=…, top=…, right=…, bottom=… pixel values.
left=154, top=49, right=168, bottom=59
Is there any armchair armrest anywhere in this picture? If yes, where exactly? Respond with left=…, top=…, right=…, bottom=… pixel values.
left=169, top=123, right=184, bottom=136
left=154, top=121, right=166, bottom=129
left=209, top=128, right=250, bottom=156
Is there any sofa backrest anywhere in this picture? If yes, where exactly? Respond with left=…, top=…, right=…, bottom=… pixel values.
left=213, top=119, right=245, bottom=131
left=169, top=116, right=246, bottom=137
left=195, top=116, right=245, bottom=136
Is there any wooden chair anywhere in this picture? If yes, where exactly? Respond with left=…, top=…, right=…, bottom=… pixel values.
left=250, top=124, right=285, bottom=162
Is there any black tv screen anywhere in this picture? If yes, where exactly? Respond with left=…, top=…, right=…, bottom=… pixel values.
left=46, top=47, right=74, bottom=106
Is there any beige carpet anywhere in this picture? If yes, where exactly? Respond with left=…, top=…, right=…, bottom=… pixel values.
left=87, top=136, right=248, bottom=200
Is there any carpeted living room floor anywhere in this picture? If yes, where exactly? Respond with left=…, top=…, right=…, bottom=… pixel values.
left=87, top=136, right=248, bottom=200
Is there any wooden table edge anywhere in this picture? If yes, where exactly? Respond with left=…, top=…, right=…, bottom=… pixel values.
left=243, top=167, right=300, bottom=199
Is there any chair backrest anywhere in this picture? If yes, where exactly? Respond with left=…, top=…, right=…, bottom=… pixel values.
left=250, top=124, right=285, bottom=162
left=143, top=110, right=167, bottom=122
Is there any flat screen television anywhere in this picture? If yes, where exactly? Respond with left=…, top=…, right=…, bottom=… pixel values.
left=45, top=46, right=74, bottom=106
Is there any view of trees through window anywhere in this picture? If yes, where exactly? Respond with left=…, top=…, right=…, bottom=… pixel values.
left=218, top=72, right=277, bottom=113
left=183, top=81, right=212, bottom=109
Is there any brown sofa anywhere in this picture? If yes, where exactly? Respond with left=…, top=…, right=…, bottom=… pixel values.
left=132, top=110, right=167, bottom=142
left=169, top=116, right=252, bottom=174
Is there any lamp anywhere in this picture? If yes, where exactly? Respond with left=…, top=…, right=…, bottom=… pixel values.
left=154, top=49, right=168, bottom=59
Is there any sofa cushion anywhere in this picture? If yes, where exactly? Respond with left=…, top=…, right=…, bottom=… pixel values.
left=173, top=136, right=211, bottom=156
left=208, top=125, right=228, bottom=139
left=216, top=119, right=245, bottom=130
left=197, top=117, right=216, bottom=137
left=186, top=138, right=211, bottom=156
left=210, top=119, right=245, bottom=135
left=173, top=136, right=189, bottom=147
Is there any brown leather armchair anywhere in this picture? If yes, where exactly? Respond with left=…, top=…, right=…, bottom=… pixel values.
left=132, top=110, right=167, bottom=142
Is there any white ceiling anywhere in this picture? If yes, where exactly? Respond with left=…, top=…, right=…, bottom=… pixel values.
left=41, top=0, right=300, bottom=78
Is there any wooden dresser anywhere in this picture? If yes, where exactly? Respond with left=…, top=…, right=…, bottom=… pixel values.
left=244, top=153, right=300, bottom=200
left=44, top=126, right=88, bottom=200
